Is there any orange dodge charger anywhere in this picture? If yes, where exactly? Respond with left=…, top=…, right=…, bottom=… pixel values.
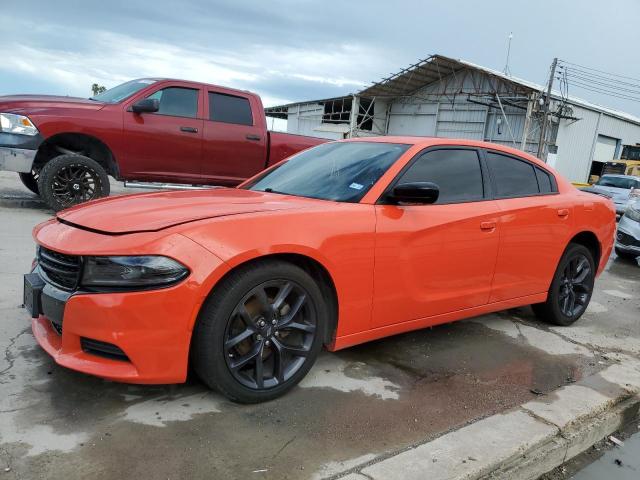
left=24, top=137, right=615, bottom=403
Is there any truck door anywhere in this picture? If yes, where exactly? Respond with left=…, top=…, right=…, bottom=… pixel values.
left=201, top=90, right=267, bottom=186
left=122, top=85, right=203, bottom=183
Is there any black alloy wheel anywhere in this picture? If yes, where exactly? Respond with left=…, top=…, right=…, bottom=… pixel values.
left=51, top=164, right=98, bottom=206
left=37, top=154, right=110, bottom=211
left=224, top=280, right=317, bottom=390
left=532, top=243, right=595, bottom=326
left=557, top=253, right=592, bottom=317
left=192, top=259, right=327, bottom=403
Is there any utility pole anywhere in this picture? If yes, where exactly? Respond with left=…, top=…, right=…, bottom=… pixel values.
left=537, top=57, right=558, bottom=160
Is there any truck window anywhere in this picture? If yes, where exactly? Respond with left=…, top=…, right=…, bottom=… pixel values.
left=146, top=87, right=198, bottom=118
left=209, top=92, right=253, bottom=125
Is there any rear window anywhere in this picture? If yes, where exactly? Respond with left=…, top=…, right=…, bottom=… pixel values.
left=209, top=92, right=253, bottom=125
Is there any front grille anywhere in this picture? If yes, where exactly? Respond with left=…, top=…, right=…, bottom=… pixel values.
left=38, top=247, right=81, bottom=291
left=80, top=338, right=129, bottom=362
left=617, top=231, right=640, bottom=247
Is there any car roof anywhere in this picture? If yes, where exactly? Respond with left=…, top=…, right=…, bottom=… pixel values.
left=343, top=136, right=545, bottom=166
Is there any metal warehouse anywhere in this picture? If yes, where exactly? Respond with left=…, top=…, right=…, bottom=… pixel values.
left=265, top=54, right=640, bottom=183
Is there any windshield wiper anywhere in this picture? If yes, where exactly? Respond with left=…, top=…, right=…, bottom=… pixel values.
left=263, top=188, right=288, bottom=195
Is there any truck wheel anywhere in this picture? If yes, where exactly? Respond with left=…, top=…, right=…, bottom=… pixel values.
left=37, top=154, right=110, bottom=211
left=18, top=170, right=40, bottom=194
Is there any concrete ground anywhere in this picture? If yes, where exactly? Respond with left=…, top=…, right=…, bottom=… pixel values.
left=0, top=171, right=639, bottom=479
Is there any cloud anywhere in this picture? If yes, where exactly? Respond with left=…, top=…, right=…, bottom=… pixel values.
left=1, top=0, right=640, bottom=115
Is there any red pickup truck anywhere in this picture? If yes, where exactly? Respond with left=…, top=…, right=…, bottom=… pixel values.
left=0, top=78, right=325, bottom=210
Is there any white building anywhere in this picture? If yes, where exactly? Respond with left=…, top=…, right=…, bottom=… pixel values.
left=265, top=54, right=640, bottom=182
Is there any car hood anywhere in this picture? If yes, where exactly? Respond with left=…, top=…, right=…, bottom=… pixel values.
left=592, top=185, right=629, bottom=203
left=56, top=188, right=312, bottom=234
left=0, top=95, right=106, bottom=113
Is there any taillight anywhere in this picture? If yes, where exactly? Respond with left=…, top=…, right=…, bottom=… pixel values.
left=630, top=187, right=640, bottom=199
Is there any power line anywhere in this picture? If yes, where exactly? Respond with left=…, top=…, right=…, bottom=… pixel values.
left=561, top=66, right=640, bottom=90
left=558, top=77, right=640, bottom=103
left=564, top=72, right=640, bottom=95
left=559, top=59, right=640, bottom=84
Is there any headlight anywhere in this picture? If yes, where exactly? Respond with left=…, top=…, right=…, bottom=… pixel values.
left=624, top=204, right=640, bottom=223
left=0, top=113, right=39, bottom=136
left=81, top=256, right=189, bottom=289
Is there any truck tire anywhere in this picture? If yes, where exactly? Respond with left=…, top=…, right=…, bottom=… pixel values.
left=18, top=170, right=39, bottom=194
left=37, top=154, right=110, bottom=211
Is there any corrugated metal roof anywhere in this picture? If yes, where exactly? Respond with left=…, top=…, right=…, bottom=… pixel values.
left=266, top=53, right=640, bottom=126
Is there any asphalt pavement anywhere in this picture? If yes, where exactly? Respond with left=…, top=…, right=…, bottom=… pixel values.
left=0, top=171, right=639, bottom=479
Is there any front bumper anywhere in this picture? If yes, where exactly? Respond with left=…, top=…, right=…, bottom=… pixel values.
left=28, top=275, right=198, bottom=384
left=28, top=221, right=230, bottom=384
left=0, top=132, right=43, bottom=172
left=615, top=216, right=640, bottom=255
left=0, top=146, right=37, bottom=173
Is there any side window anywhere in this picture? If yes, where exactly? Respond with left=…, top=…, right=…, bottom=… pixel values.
left=486, top=152, right=539, bottom=198
left=397, top=149, right=484, bottom=204
left=534, top=166, right=555, bottom=193
left=146, top=87, right=198, bottom=118
left=209, top=92, right=253, bottom=125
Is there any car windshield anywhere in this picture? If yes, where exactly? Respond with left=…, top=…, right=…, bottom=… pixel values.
left=246, top=142, right=410, bottom=202
left=90, top=79, right=157, bottom=103
left=596, top=176, right=638, bottom=189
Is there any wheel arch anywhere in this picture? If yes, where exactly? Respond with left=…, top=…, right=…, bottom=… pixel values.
left=568, top=231, right=601, bottom=267
left=34, top=132, right=119, bottom=178
left=197, top=252, right=340, bottom=346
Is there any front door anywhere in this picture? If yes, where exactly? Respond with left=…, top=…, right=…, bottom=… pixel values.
left=122, top=85, right=204, bottom=183
left=372, top=147, right=500, bottom=328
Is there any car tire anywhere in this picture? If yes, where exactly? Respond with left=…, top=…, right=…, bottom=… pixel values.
left=615, top=246, right=637, bottom=261
left=192, top=259, right=326, bottom=403
left=37, top=154, right=110, bottom=211
left=532, top=243, right=596, bottom=326
left=18, top=170, right=40, bottom=194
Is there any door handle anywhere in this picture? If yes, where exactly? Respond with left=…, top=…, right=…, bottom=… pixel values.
left=557, top=208, right=570, bottom=218
left=180, top=126, right=198, bottom=133
left=246, top=134, right=261, bottom=141
left=480, top=221, right=496, bottom=231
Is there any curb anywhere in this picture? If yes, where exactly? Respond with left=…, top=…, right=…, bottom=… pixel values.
left=328, top=359, right=640, bottom=480
left=0, top=195, right=46, bottom=210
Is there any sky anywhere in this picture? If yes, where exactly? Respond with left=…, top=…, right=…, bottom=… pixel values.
left=1, top=0, right=640, bottom=115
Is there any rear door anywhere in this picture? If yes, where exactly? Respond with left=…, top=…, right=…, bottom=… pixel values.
left=485, top=150, right=573, bottom=302
left=122, top=85, right=204, bottom=182
left=372, top=147, right=501, bottom=328
left=201, top=90, right=267, bottom=186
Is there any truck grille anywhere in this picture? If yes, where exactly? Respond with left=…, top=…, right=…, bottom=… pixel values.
left=38, top=247, right=81, bottom=291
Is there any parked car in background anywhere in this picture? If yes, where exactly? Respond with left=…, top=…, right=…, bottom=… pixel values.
left=0, top=79, right=325, bottom=210
left=24, top=137, right=615, bottom=403
left=615, top=200, right=640, bottom=260
left=590, top=174, right=640, bottom=215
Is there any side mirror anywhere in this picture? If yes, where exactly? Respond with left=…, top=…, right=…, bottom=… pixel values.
left=389, top=182, right=439, bottom=204
left=131, top=98, right=159, bottom=114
